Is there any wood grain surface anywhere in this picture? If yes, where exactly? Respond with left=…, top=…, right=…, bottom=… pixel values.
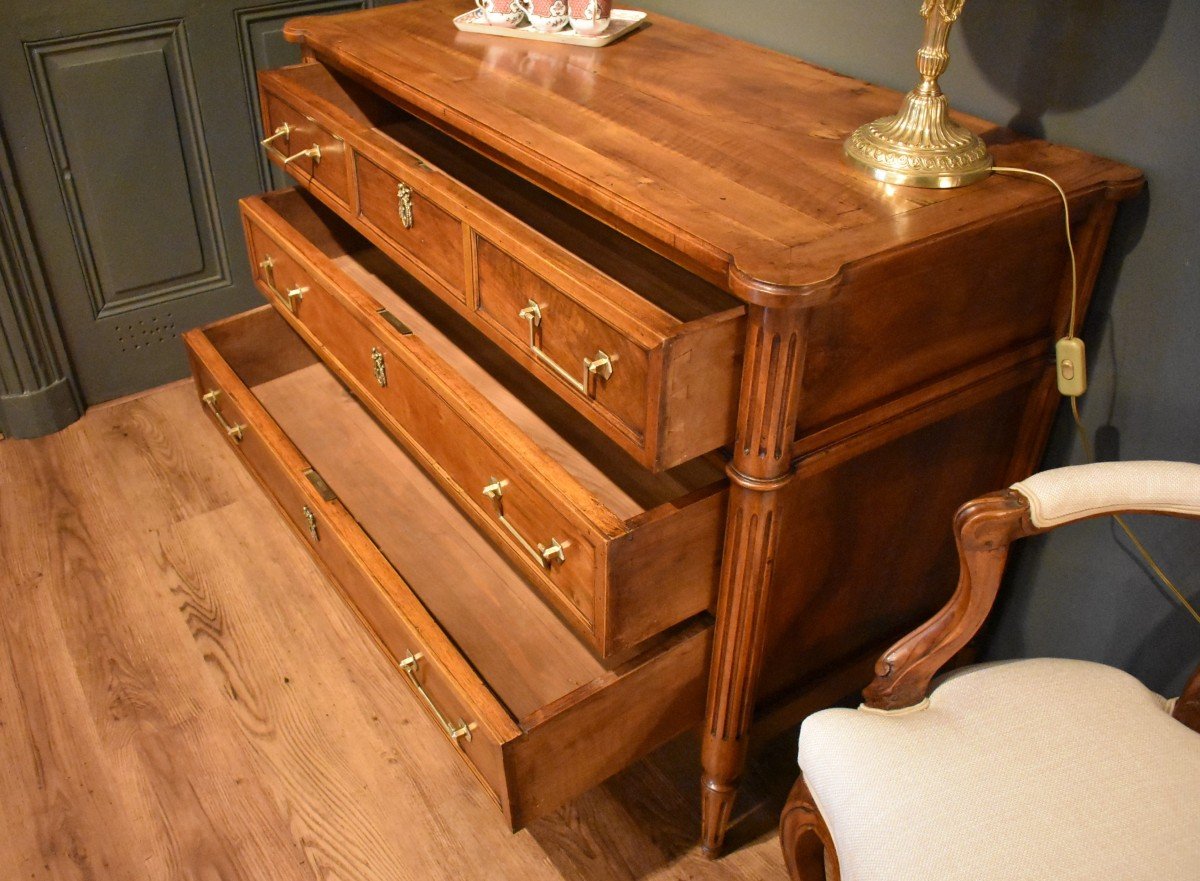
left=0, top=381, right=796, bottom=880
left=283, top=0, right=1142, bottom=301
left=257, top=62, right=747, bottom=471
left=239, top=191, right=728, bottom=657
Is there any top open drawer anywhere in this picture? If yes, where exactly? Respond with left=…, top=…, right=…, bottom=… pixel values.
left=257, top=62, right=745, bottom=472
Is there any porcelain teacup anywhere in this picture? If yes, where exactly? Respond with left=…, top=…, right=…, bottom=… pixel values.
left=514, top=0, right=569, bottom=33
left=568, top=0, right=611, bottom=36
left=474, top=0, right=525, bottom=28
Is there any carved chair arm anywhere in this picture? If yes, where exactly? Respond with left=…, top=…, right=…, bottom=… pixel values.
left=1174, top=664, right=1200, bottom=732
left=863, top=462, right=1200, bottom=712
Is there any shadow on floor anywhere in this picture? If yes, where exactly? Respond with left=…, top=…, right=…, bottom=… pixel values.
left=526, top=728, right=803, bottom=881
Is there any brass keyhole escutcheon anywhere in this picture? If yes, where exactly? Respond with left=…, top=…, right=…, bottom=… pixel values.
left=397, top=182, right=414, bottom=229
left=371, top=347, right=387, bottom=387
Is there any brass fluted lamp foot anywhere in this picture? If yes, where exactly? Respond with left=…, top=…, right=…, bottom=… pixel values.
left=845, top=93, right=993, bottom=188
left=845, top=0, right=992, bottom=189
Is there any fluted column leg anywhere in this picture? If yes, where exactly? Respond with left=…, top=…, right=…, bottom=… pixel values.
left=701, top=302, right=809, bottom=856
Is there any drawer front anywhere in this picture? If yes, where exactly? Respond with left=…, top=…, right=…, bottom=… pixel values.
left=185, top=306, right=715, bottom=829
left=262, top=92, right=352, bottom=208
left=243, top=218, right=603, bottom=634
left=184, top=322, right=514, bottom=811
left=475, top=237, right=651, bottom=441
left=356, top=154, right=467, bottom=302
left=257, top=63, right=744, bottom=471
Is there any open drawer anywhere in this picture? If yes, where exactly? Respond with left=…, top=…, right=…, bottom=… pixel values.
left=257, top=61, right=746, bottom=472
left=241, top=188, right=727, bottom=659
left=183, top=305, right=712, bottom=829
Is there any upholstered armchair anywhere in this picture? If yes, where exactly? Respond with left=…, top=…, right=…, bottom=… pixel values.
left=781, top=461, right=1200, bottom=881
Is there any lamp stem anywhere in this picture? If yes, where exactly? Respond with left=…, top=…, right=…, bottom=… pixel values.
left=845, top=0, right=992, bottom=188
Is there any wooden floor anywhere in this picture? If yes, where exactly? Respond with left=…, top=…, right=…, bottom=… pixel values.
left=0, top=380, right=796, bottom=881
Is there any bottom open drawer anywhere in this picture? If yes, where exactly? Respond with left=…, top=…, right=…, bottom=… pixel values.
left=183, top=305, right=712, bottom=829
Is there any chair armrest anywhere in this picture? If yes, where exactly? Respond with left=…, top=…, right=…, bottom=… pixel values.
left=863, top=461, right=1200, bottom=711
left=1013, top=461, right=1200, bottom=528
left=1174, top=664, right=1200, bottom=733
left=862, top=490, right=1034, bottom=710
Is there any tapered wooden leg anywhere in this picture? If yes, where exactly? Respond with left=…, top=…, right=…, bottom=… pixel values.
left=780, top=776, right=840, bottom=881
left=701, top=303, right=809, bottom=856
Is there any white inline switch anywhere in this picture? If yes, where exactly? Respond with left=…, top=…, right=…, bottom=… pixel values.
left=1056, top=336, right=1087, bottom=397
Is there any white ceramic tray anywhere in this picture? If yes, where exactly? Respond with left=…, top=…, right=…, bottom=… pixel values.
left=453, top=9, right=648, bottom=47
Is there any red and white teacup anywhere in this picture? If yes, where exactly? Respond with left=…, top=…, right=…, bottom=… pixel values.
left=474, top=0, right=525, bottom=28
left=568, top=0, right=611, bottom=36
left=514, top=0, right=569, bottom=33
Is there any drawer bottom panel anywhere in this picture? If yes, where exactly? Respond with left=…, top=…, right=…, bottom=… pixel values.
left=182, top=305, right=712, bottom=828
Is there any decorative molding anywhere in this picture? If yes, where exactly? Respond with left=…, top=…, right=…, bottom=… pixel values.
left=705, top=506, right=778, bottom=741
left=0, top=126, right=82, bottom=437
left=236, top=0, right=371, bottom=192
left=846, top=124, right=990, bottom=173
left=921, top=0, right=968, bottom=22
left=25, top=20, right=230, bottom=320
left=700, top=304, right=810, bottom=856
left=736, top=309, right=807, bottom=476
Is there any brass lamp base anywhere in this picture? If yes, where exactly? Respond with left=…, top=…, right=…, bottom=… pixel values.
left=845, top=93, right=993, bottom=189
left=846, top=0, right=993, bottom=189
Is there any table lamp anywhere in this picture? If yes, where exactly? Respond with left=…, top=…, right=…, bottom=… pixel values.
left=845, top=0, right=992, bottom=188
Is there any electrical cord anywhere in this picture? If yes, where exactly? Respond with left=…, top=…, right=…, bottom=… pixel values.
left=993, top=168, right=1079, bottom=336
left=992, top=166, right=1200, bottom=627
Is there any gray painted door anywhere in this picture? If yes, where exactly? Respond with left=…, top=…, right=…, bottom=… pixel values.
left=0, top=0, right=398, bottom=405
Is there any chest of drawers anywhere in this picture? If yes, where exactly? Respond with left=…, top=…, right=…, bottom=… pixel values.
left=182, top=0, right=1141, bottom=852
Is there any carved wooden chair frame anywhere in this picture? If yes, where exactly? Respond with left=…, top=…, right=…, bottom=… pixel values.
left=780, top=486, right=1200, bottom=881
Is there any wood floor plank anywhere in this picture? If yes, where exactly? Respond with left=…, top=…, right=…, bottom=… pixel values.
left=59, top=383, right=244, bottom=532
left=0, top=437, right=168, bottom=881
left=0, top=580, right=150, bottom=881
left=165, top=495, right=573, bottom=881
left=1, top=398, right=316, bottom=881
left=0, top=382, right=793, bottom=880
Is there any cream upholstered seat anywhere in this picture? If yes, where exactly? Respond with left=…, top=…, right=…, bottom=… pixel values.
left=780, top=462, right=1200, bottom=881
left=798, top=658, right=1200, bottom=881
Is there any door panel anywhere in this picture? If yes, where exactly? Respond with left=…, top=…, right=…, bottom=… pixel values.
left=0, top=0, right=395, bottom=406
left=26, top=22, right=228, bottom=318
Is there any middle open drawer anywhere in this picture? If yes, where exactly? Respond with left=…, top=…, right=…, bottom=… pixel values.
left=241, top=188, right=728, bottom=659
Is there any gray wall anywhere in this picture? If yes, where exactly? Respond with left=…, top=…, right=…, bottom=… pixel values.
left=0, top=0, right=402, bottom=436
left=636, top=0, right=1199, bottom=693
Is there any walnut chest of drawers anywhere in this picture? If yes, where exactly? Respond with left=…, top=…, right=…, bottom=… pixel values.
left=182, top=0, right=1141, bottom=852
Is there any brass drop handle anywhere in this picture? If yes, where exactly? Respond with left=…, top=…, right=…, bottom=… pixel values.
left=398, top=652, right=475, bottom=745
left=202, top=390, right=245, bottom=443
left=259, top=122, right=292, bottom=148
left=482, top=477, right=568, bottom=568
left=259, top=124, right=307, bottom=167
left=282, top=143, right=321, bottom=166
left=397, top=182, right=414, bottom=229
left=258, top=256, right=306, bottom=314
left=517, top=300, right=614, bottom=397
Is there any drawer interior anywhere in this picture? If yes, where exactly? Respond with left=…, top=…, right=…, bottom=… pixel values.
left=261, top=188, right=725, bottom=522
left=204, top=309, right=609, bottom=720
left=272, top=62, right=740, bottom=324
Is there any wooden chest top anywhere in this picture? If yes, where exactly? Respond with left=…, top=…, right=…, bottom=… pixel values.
left=285, top=0, right=1141, bottom=302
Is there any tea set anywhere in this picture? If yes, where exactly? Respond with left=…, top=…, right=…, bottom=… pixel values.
left=474, top=0, right=613, bottom=36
